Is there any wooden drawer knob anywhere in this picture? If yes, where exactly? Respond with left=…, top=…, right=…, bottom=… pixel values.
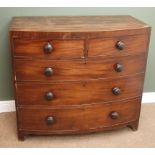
left=44, top=67, right=54, bottom=76
left=114, top=63, right=123, bottom=72
left=44, top=42, right=53, bottom=54
left=116, top=41, right=125, bottom=50
left=110, top=111, right=119, bottom=119
left=112, top=87, right=121, bottom=95
left=45, top=92, right=54, bottom=101
left=46, top=116, right=55, bottom=125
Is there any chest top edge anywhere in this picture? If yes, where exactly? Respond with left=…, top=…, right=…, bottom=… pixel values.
left=9, top=15, right=151, bottom=33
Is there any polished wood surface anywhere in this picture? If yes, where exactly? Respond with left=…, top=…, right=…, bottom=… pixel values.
left=14, top=55, right=146, bottom=81
left=13, top=39, right=84, bottom=59
left=10, top=16, right=151, bottom=140
left=18, top=97, right=140, bottom=132
left=16, top=74, right=144, bottom=106
left=10, top=16, right=148, bottom=32
left=10, top=16, right=150, bottom=40
left=88, top=34, right=148, bottom=57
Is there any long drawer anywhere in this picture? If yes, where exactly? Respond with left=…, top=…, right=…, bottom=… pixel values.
left=16, top=74, right=144, bottom=106
left=14, top=55, right=146, bottom=81
left=18, top=97, right=141, bottom=132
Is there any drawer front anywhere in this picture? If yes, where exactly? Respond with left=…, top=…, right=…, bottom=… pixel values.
left=88, top=34, right=149, bottom=57
left=16, top=74, right=144, bottom=106
left=13, top=39, right=84, bottom=59
left=14, top=55, right=146, bottom=81
left=18, top=98, right=140, bottom=132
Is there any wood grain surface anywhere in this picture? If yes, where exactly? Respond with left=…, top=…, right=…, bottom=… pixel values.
left=10, top=16, right=148, bottom=32
left=16, top=74, right=144, bottom=106
left=14, top=55, right=146, bottom=81
left=10, top=16, right=151, bottom=40
left=13, top=39, right=84, bottom=59
left=88, top=34, right=148, bottom=57
left=17, top=97, right=141, bottom=132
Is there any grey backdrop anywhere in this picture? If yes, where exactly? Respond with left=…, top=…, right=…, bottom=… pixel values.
left=0, top=7, right=154, bottom=100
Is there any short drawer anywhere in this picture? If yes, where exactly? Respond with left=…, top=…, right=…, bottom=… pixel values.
left=88, top=34, right=149, bottom=57
left=12, top=39, right=84, bottom=59
left=18, top=97, right=140, bottom=132
left=16, top=74, right=144, bottom=106
left=14, top=54, right=146, bottom=81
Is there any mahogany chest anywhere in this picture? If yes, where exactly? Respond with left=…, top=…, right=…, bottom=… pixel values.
left=9, top=16, right=151, bottom=140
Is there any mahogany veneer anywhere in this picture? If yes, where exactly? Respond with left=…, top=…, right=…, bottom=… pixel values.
left=9, top=16, right=151, bottom=141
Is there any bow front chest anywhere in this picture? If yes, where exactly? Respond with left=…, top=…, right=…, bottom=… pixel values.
left=9, top=16, right=151, bottom=140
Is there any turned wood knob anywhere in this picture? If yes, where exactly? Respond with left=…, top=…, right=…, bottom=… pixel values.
left=114, top=63, right=123, bottom=72
left=112, top=87, right=121, bottom=95
left=116, top=41, right=125, bottom=50
left=110, top=111, right=119, bottom=119
left=44, top=42, right=53, bottom=54
left=45, top=92, right=54, bottom=101
left=46, top=116, right=55, bottom=125
left=44, top=67, right=54, bottom=76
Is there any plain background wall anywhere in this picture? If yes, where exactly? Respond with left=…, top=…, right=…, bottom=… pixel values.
left=0, top=7, right=155, bottom=100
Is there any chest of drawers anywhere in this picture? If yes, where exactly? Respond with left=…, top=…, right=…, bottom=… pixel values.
left=9, top=16, right=151, bottom=141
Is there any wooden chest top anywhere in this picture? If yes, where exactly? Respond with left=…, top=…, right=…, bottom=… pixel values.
left=10, top=16, right=149, bottom=32
left=10, top=16, right=150, bottom=41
